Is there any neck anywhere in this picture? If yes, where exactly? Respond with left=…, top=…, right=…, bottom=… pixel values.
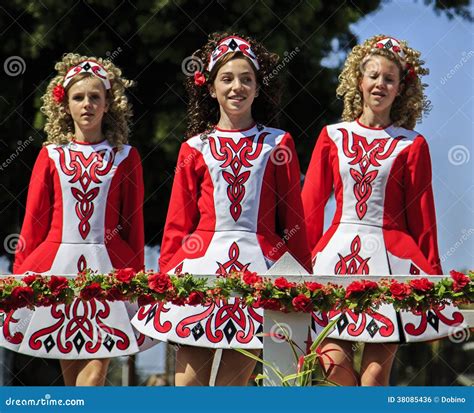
left=217, top=111, right=254, bottom=131
left=359, top=107, right=391, bottom=128
left=73, top=128, right=104, bottom=143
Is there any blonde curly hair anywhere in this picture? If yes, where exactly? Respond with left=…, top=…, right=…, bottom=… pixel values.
left=41, top=53, right=134, bottom=147
left=336, top=35, right=430, bottom=129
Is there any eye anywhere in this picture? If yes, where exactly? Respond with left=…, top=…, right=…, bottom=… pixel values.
left=72, top=95, right=83, bottom=101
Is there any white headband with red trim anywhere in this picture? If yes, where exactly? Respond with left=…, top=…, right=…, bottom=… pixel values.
left=208, top=36, right=260, bottom=72
left=371, top=37, right=406, bottom=69
left=63, top=60, right=111, bottom=90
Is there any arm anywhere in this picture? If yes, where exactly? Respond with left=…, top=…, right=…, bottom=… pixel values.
left=275, top=133, right=312, bottom=272
left=13, top=147, right=53, bottom=273
left=301, top=127, right=334, bottom=253
left=159, top=143, right=200, bottom=272
left=405, top=136, right=442, bottom=275
left=119, top=147, right=145, bottom=272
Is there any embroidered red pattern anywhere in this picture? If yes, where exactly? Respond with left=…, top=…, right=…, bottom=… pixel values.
left=209, top=133, right=268, bottom=221
left=216, top=242, right=250, bottom=274
left=334, top=235, right=370, bottom=274
left=340, top=128, right=399, bottom=219
left=28, top=299, right=130, bottom=354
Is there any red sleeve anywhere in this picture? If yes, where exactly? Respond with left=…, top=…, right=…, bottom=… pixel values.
left=13, top=147, right=54, bottom=273
left=405, top=136, right=442, bottom=275
left=275, top=133, right=312, bottom=272
left=119, top=147, right=145, bottom=272
left=301, top=127, right=334, bottom=254
left=159, top=143, right=200, bottom=272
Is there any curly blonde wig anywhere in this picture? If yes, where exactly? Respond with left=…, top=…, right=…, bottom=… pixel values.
left=336, top=35, right=430, bottom=129
left=41, top=53, right=134, bottom=147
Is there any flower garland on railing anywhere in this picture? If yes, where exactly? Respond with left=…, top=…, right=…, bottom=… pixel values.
left=0, top=269, right=472, bottom=313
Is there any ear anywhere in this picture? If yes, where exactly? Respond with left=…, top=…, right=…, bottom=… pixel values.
left=397, top=81, right=404, bottom=96
left=254, top=86, right=260, bottom=98
left=65, top=104, right=70, bottom=114
left=208, top=84, right=216, bottom=98
left=104, top=100, right=109, bottom=113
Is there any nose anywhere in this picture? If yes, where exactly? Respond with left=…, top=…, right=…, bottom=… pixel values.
left=231, top=78, right=244, bottom=91
left=83, top=96, right=92, bottom=108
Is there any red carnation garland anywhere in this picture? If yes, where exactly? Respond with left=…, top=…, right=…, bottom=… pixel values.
left=0, top=269, right=472, bottom=313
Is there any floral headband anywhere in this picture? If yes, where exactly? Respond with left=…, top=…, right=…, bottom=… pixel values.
left=364, top=37, right=416, bottom=82
left=194, top=36, right=260, bottom=87
left=53, top=60, right=111, bottom=103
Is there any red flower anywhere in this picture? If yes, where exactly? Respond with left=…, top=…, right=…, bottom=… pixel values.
left=105, top=286, right=125, bottom=301
left=137, top=294, right=156, bottom=306
left=115, top=268, right=136, bottom=284
left=11, top=286, right=35, bottom=308
left=186, top=291, right=204, bottom=306
left=450, top=270, right=470, bottom=292
left=409, top=278, right=434, bottom=293
left=254, top=297, right=281, bottom=311
left=52, top=84, right=65, bottom=103
left=305, top=281, right=324, bottom=292
left=274, top=277, right=295, bottom=290
left=22, top=274, right=40, bottom=286
left=148, top=272, right=172, bottom=293
left=345, top=280, right=378, bottom=298
left=292, top=294, right=313, bottom=312
left=48, top=276, right=69, bottom=296
left=242, top=271, right=262, bottom=285
left=194, top=71, right=206, bottom=86
left=389, top=281, right=412, bottom=300
left=171, top=295, right=187, bottom=306
left=80, top=282, right=103, bottom=300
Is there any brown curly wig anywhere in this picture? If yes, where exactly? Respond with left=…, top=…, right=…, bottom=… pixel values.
left=336, top=34, right=431, bottom=129
left=184, top=32, right=282, bottom=139
left=41, top=53, right=134, bottom=147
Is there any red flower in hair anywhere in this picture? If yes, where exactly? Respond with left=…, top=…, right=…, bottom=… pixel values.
left=404, top=64, right=417, bottom=82
left=375, top=42, right=384, bottom=49
left=194, top=71, right=206, bottom=86
left=52, top=84, right=65, bottom=103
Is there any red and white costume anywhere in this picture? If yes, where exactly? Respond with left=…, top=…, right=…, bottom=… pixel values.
left=132, top=124, right=311, bottom=348
left=303, top=120, right=464, bottom=342
left=0, top=139, right=153, bottom=358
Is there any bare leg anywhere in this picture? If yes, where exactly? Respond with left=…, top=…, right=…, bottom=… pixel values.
left=214, top=349, right=259, bottom=386
left=319, top=338, right=359, bottom=386
left=360, top=343, right=398, bottom=386
left=60, top=359, right=110, bottom=386
left=175, top=345, right=214, bottom=386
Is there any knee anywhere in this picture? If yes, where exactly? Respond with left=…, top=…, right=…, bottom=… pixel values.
left=360, top=362, right=389, bottom=386
left=326, top=365, right=359, bottom=386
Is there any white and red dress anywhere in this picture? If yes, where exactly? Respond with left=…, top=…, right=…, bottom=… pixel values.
left=132, top=124, right=311, bottom=349
left=0, top=139, right=153, bottom=359
left=302, top=120, right=464, bottom=342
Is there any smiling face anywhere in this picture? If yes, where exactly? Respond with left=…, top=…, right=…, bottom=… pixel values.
left=210, top=57, right=258, bottom=122
left=359, top=55, right=402, bottom=121
left=66, top=76, right=109, bottom=137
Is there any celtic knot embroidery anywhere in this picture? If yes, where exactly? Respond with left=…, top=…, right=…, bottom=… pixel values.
left=334, top=235, right=370, bottom=274
left=340, top=128, right=399, bottom=219
left=216, top=242, right=250, bottom=274
left=209, top=133, right=268, bottom=221
left=56, top=147, right=116, bottom=238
